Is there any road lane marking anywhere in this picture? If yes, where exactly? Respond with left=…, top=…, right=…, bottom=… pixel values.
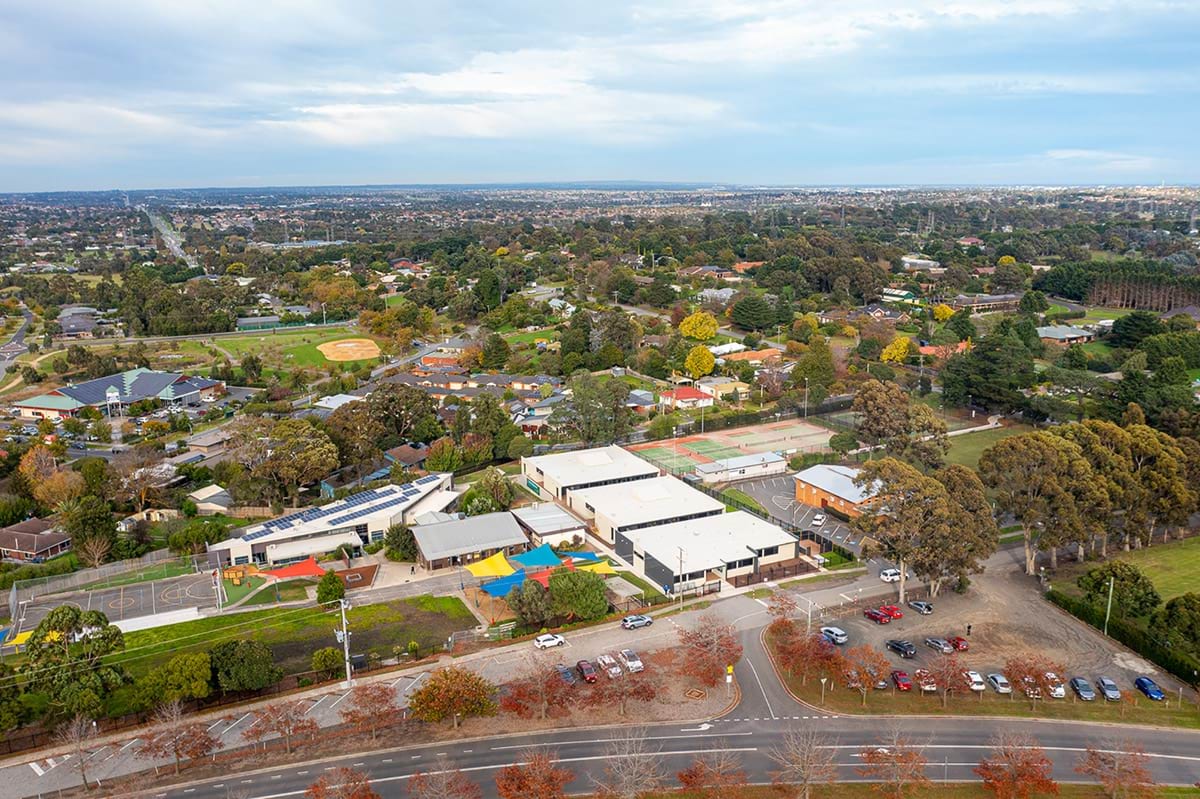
left=743, top=655, right=777, bottom=719
left=491, top=732, right=753, bottom=750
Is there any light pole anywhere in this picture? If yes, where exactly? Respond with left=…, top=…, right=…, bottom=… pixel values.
left=336, top=598, right=354, bottom=688
left=1103, top=575, right=1115, bottom=636
left=804, top=377, right=809, bottom=418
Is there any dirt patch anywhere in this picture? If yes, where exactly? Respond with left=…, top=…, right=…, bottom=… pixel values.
left=316, top=337, right=380, bottom=361
left=335, top=563, right=379, bottom=591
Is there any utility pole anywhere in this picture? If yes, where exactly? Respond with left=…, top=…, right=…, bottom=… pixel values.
left=677, top=547, right=685, bottom=606
left=337, top=598, right=354, bottom=687
left=1103, top=576, right=1115, bottom=636
left=804, top=377, right=809, bottom=418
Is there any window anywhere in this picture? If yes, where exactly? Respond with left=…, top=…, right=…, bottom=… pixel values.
left=234, top=555, right=249, bottom=565
left=585, top=503, right=595, bottom=513
left=370, top=530, right=383, bottom=542
left=757, top=546, right=779, bottom=557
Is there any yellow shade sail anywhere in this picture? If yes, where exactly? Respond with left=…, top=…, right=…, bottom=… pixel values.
left=465, top=550, right=516, bottom=578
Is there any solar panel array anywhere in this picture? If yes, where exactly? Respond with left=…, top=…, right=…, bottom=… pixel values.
left=239, top=478, right=442, bottom=541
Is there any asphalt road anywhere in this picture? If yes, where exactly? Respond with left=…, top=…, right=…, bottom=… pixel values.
left=0, top=306, right=33, bottom=375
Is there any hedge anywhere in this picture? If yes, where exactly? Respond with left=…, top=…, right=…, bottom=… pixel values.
left=1046, top=589, right=1200, bottom=687
left=0, top=552, right=79, bottom=591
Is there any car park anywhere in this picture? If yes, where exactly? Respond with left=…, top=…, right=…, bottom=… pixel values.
left=595, top=653, right=622, bottom=679
left=1134, top=676, right=1164, bottom=701
left=554, top=664, right=577, bottom=685
left=908, top=600, right=933, bottom=615
left=811, top=513, right=826, bottom=527
left=864, top=608, right=891, bottom=624
left=1096, top=676, right=1121, bottom=701
left=1021, top=676, right=1041, bottom=699
left=1045, top=673, right=1066, bottom=699
left=576, top=659, right=598, bottom=683
left=891, top=670, right=912, bottom=691
left=947, top=636, right=969, bottom=651
left=880, top=568, right=901, bottom=583
left=987, top=673, right=1012, bottom=694
left=617, top=649, right=644, bottom=673
left=963, top=671, right=986, bottom=691
left=820, top=626, right=848, bottom=645
left=878, top=604, right=904, bottom=619
left=924, top=637, right=953, bottom=654
left=621, top=614, right=653, bottom=630
left=913, top=669, right=937, bottom=692
left=885, top=639, right=916, bottom=658
left=1070, top=677, right=1096, bottom=701
left=534, top=633, right=566, bottom=649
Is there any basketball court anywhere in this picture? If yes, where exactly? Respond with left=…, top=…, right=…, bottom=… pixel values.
left=12, top=571, right=220, bottom=638
left=627, top=418, right=833, bottom=473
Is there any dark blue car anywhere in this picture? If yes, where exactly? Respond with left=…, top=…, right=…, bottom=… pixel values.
left=1134, top=676, right=1165, bottom=701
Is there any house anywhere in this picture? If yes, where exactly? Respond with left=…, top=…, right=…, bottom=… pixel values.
left=419, top=355, right=461, bottom=368
left=57, top=313, right=98, bottom=339
left=187, top=484, right=233, bottom=516
left=409, top=512, right=529, bottom=571
left=1163, top=306, right=1200, bottom=328
left=697, top=287, right=737, bottom=305
left=522, top=445, right=659, bottom=500
left=723, top=348, right=783, bottom=365
left=793, top=464, right=876, bottom=519
left=384, top=443, right=428, bottom=470
left=569, top=475, right=726, bottom=545
left=658, top=386, right=715, bottom=411
left=901, top=255, right=942, bottom=272
left=0, top=519, right=70, bottom=562
left=707, top=342, right=746, bottom=357
left=117, top=508, right=179, bottom=532
left=626, top=389, right=656, bottom=414
left=850, top=304, right=910, bottom=324
left=679, top=264, right=737, bottom=281
left=694, top=452, right=787, bottom=484
left=14, top=368, right=225, bottom=421
left=917, top=341, right=971, bottom=358
left=1037, top=325, right=1095, bottom=345
left=313, top=393, right=363, bottom=411
left=548, top=298, right=576, bottom=317
left=880, top=288, right=920, bottom=306
left=949, top=293, right=1022, bottom=313
left=511, top=503, right=589, bottom=548
left=186, top=427, right=233, bottom=455
left=731, top=261, right=765, bottom=274
left=956, top=237, right=985, bottom=248
left=695, top=376, right=751, bottom=401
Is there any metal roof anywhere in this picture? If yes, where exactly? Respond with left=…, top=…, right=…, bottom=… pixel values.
left=571, top=476, right=724, bottom=528
left=411, top=512, right=528, bottom=561
left=511, top=503, right=587, bottom=535
left=523, top=445, right=658, bottom=488
left=638, top=511, right=797, bottom=576
left=793, top=464, right=875, bottom=504
left=694, top=452, right=785, bottom=474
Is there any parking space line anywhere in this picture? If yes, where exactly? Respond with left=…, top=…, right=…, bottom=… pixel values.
left=304, top=696, right=327, bottom=715
left=329, top=691, right=350, bottom=709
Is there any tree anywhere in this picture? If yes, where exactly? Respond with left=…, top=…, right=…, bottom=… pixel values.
left=135, top=652, right=212, bottom=708
left=327, top=403, right=386, bottom=478
left=548, top=570, right=608, bottom=621
left=18, top=444, right=57, bottom=487
left=507, top=581, right=553, bottom=628
left=679, top=311, right=718, bottom=341
left=580, top=671, right=659, bottom=717
left=32, top=469, right=85, bottom=508
left=945, top=308, right=977, bottom=342
left=477, top=468, right=514, bottom=509
left=258, top=419, right=340, bottom=506
left=852, top=380, right=911, bottom=455
left=1152, top=592, right=1200, bottom=655
left=920, top=465, right=999, bottom=596
left=548, top=371, right=633, bottom=446
left=1076, top=740, right=1157, bottom=799
left=368, top=384, right=437, bottom=441
left=500, top=660, right=573, bottom=721
left=409, top=760, right=482, bottom=799
left=76, top=534, right=113, bottom=568
left=1018, top=291, right=1050, bottom=316
left=842, top=644, right=890, bottom=706
left=677, top=614, right=743, bottom=687
left=495, top=751, right=574, bottom=799
left=385, top=523, right=419, bottom=562
left=880, top=337, right=913, bottom=364
left=136, top=699, right=219, bottom=775
left=941, top=331, right=1035, bottom=411
left=1003, top=656, right=1066, bottom=709
left=340, top=683, right=401, bottom=741
left=932, top=303, right=955, bottom=323
left=856, top=729, right=931, bottom=799
left=768, top=725, right=838, bottom=799
left=773, top=623, right=839, bottom=686
left=1109, top=311, right=1164, bottom=349
left=306, top=767, right=381, bottom=799
left=829, top=430, right=859, bottom=457
left=112, top=446, right=167, bottom=512
left=166, top=517, right=229, bottom=555
left=791, top=336, right=835, bottom=405
left=684, top=345, right=716, bottom=379
left=731, top=295, right=775, bottom=331
left=1077, top=562, right=1161, bottom=619
left=248, top=700, right=318, bottom=754
left=676, top=750, right=748, bottom=798
left=592, top=729, right=665, bottom=799
left=209, top=639, right=283, bottom=693
left=647, top=412, right=681, bottom=441
left=0, top=663, right=24, bottom=732
left=312, top=647, right=343, bottom=680
left=58, top=494, right=117, bottom=552
left=928, top=652, right=965, bottom=708
left=481, top=333, right=512, bottom=370
left=408, top=666, right=497, bottom=728
left=317, top=569, right=346, bottom=605
left=52, top=714, right=97, bottom=790
left=25, top=606, right=124, bottom=718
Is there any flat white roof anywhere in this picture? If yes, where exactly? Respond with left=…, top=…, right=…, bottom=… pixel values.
left=511, top=503, right=587, bottom=535
left=638, top=511, right=797, bottom=576
left=695, top=452, right=785, bottom=474
left=523, top=445, right=658, bottom=488
left=571, top=476, right=724, bottom=528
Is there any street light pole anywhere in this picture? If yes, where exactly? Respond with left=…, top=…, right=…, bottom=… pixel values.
left=338, top=598, right=353, bottom=688
left=1103, top=576, right=1115, bottom=636
left=804, top=377, right=809, bottom=418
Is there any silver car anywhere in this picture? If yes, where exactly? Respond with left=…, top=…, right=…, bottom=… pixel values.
left=924, top=637, right=953, bottom=654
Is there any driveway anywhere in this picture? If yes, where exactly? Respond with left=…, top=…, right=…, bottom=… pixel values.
left=736, top=475, right=862, bottom=554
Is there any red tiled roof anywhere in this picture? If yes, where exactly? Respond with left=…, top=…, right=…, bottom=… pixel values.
left=661, top=386, right=709, bottom=401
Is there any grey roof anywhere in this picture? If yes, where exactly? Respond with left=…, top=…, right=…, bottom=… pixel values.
left=1164, top=306, right=1200, bottom=321
left=793, top=464, right=876, bottom=504
left=511, top=503, right=588, bottom=536
left=627, top=389, right=655, bottom=406
left=1036, top=325, right=1093, bottom=340
left=237, top=315, right=280, bottom=328
left=411, top=512, right=528, bottom=561
left=57, top=368, right=198, bottom=406
left=695, top=452, right=786, bottom=474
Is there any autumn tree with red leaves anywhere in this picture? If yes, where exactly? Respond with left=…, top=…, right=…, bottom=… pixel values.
left=408, top=666, right=497, bottom=728
left=975, top=733, right=1059, bottom=799
left=677, top=614, right=743, bottom=687
left=927, top=652, right=965, bottom=708
left=773, top=622, right=841, bottom=686
left=841, top=644, right=890, bottom=706
left=676, top=749, right=749, bottom=799
left=1003, top=657, right=1066, bottom=709
left=856, top=730, right=931, bottom=799
left=247, top=700, right=318, bottom=754
left=135, top=699, right=219, bottom=775
left=306, top=767, right=380, bottom=799
left=581, top=672, right=659, bottom=717
left=409, top=759, right=482, bottom=799
left=500, top=660, right=573, bottom=720
left=1076, top=740, right=1158, bottom=799
left=340, top=682, right=401, bottom=740
left=494, top=750, right=574, bottom=799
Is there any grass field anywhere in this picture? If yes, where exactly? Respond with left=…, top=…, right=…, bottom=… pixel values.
left=944, top=424, right=1033, bottom=469
left=217, top=327, right=378, bottom=367
left=503, top=327, right=560, bottom=346
left=1081, top=307, right=1131, bottom=322
left=1081, top=340, right=1115, bottom=357
left=241, top=579, right=312, bottom=606
left=223, top=575, right=266, bottom=604
left=722, top=488, right=768, bottom=516
left=1057, top=534, right=1200, bottom=602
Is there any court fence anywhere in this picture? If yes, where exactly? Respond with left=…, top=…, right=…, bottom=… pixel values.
left=7, top=551, right=208, bottom=619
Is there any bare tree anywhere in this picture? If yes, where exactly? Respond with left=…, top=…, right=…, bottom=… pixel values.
left=52, top=713, right=97, bottom=790
left=408, top=757, right=482, bottom=799
left=768, top=725, right=839, bottom=799
left=855, top=728, right=931, bottom=799
left=136, top=699, right=219, bottom=775
left=113, top=446, right=166, bottom=512
left=76, top=535, right=113, bottom=568
left=975, top=732, right=1058, bottom=799
left=676, top=748, right=748, bottom=799
left=592, top=728, right=665, bottom=799
left=1076, top=740, right=1157, bottom=799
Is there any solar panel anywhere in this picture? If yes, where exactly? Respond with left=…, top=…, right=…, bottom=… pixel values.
left=417, top=474, right=440, bottom=485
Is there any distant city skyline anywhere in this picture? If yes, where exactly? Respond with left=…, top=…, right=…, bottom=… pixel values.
left=2, top=1, right=1199, bottom=192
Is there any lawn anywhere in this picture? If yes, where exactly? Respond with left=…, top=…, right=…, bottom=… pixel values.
left=1080, top=340, right=1115, bottom=357
left=722, top=488, right=768, bottom=516
left=944, top=424, right=1033, bottom=470
left=217, top=326, right=376, bottom=367
left=240, top=579, right=313, bottom=606
left=1056, top=534, right=1200, bottom=602
left=223, top=574, right=266, bottom=604
left=503, top=327, right=560, bottom=346
left=1081, top=307, right=1131, bottom=322
left=614, top=569, right=665, bottom=598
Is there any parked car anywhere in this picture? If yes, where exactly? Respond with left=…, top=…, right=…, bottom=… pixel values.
left=595, top=653, right=622, bottom=679
left=576, top=659, right=598, bottom=683
left=534, top=633, right=566, bottom=650
left=880, top=568, right=902, bottom=583
left=1070, top=677, right=1096, bottom=701
left=1134, top=676, right=1165, bottom=701
left=885, top=639, right=916, bottom=658
left=621, top=614, right=653, bottom=630
left=811, top=514, right=826, bottom=527
left=878, top=604, right=904, bottom=619
left=913, top=669, right=937, bottom=692
left=1021, top=676, right=1042, bottom=699
left=924, top=637, right=953, bottom=654
left=1045, top=672, right=1066, bottom=699
left=987, top=673, right=1012, bottom=694
left=1096, top=676, right=1121, bottom=701
left=963, top=671, right=986, bottom=691
left=891, top=670, right=913, bottom=691
left=617, top=649, right=644, bottom=673
left=554, top=664, right=577, bottom=685
left=820, top=626, right=848, bottom=645
left=908, top=601, right=934, bottom=615
left=947, top=636, right=969, bottom=651
left=864, top=608, right=891, bottom=624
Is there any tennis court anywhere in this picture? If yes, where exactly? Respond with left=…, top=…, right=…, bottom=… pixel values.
left=627, top=418, right=833, bottom=473
left=817, top=407, right=979, bottom=433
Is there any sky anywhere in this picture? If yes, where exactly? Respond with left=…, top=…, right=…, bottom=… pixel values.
left=2, top=0, right=1199, bottom=191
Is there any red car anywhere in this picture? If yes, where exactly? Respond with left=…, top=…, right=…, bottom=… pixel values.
left=576, top=659, right=598, bottom=683
left=948, top=636, right=969, bottom=652
left=891, top=670, right=912, bottom=691
left=864, top=608, right=891, bottom=624
left=878, top=604, right=904, bottom=619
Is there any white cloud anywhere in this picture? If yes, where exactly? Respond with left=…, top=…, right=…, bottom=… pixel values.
left=1042, top=148, right=1161, bottom=172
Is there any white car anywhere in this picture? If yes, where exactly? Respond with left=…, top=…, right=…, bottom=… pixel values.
left=880, top=568, right=902, bottom=583
left=533, top=633, right=565, bottom=650
left=820, top=626, right=848, bottom=645
left=963, top=670, right=986, bottom=691
left=811, top=514, right=827, bottom=527
left=987, top=673, right=1012, bottom=694
left=617, top=648, right=644, bottom=673
left=595, top=653, right=622, bottom=679
left=1045, top=672, right=1066, bottom=699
